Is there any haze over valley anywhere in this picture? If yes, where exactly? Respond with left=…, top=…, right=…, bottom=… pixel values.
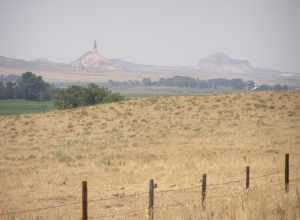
left=0, top=41, right=299, bottom=86
left=0, top=1, right=300, bottom=220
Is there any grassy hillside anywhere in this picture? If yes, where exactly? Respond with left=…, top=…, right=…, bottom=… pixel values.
left=0, top=99, right=54, bottom=115
left=0, top=91, right=300, bottom=219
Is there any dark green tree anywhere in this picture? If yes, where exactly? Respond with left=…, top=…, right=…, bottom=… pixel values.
left=5, top=81, right=16, bottom=99
left=17, top=72, right=50, bottom=101
left=54, top=84, right=124, bottom=109
left=142, top=78, right=152, bottom=86
left=0, top=81, right=5, bottom=99
left=54, top=86, right=86, bottom=109
left=84, top=83, right=110, bottom=105
left=230, top=79, right=246, bottom=90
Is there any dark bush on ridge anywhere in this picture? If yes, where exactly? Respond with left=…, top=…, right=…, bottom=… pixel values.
left=54, top=84, right=124, bottom=109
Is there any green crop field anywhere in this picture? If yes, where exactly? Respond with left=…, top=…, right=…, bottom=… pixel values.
left=0, top=99, right=55, bottom=115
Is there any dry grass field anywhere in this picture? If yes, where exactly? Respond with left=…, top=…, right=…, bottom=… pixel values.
left=0, top=91, right=300, bottom=219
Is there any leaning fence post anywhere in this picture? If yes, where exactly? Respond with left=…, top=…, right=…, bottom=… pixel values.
left=201, top=174, right=207, bottom=209
left=148, top=179, right=155, bottom=220
left=285, top=153, right=289, bottom=193
left=82, top=181, right=88, bottom=220
left=246, top=166, right=250, bottom=190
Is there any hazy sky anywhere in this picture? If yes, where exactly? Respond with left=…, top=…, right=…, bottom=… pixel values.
left=0, top=0, right=299, bottom=72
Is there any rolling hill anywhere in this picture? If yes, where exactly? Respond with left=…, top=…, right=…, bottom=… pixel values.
left=0, top=91, right=300, bottom=219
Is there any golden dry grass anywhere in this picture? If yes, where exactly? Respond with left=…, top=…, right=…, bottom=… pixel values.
left=0, top=91, right=300, bottom=219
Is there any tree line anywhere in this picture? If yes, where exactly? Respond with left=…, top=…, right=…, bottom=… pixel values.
left=0, top=72, right=289, bottom=109
left=0, top=72, right=54, bottom=100
left=106, top=76, right=288, bottom=91
left=107, top=76, right=255, bottom=90
left=0, top=72, right=124, bottom=109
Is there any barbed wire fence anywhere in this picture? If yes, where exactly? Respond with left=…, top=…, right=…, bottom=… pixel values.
left=0, top=153, right=299, bottom=220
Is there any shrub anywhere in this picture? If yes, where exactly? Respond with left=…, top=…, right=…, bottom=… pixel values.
left=54, top=84, right=124, bottom=109
left=103, top=93, right=124, bottom=103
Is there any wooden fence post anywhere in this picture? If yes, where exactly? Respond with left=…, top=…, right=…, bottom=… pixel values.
left=246, top=166, right=250, bottom=190
left=148, top=179, right=155, bottom=220
left=285, top=153, right=289, bottom=193
left=82, top=181, right=88, bottom=220
left=201, top=174, right=207, bottom=209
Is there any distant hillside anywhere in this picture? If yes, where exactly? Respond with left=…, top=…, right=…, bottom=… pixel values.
left=0, top=55, right=69, bottom=71
left=195, top=53, right=282, bottom=80
left=0, top=43, right=299, bottom=85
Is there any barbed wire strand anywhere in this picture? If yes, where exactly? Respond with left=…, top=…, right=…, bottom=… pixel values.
left=0, top=200, right=80, bottom=216
left=156, top=185, right=201, bottom=194
left=88, top=191, right=148, bottom=204
left=93, top=208, right=146, bottom=218
left=1, top=166, right=299, bottom=217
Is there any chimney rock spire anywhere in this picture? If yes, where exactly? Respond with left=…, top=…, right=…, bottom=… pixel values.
left=93, top=40, right=98, bottom=52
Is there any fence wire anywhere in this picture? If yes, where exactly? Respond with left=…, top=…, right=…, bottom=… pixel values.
left=1, top=156, right=300, bottom=219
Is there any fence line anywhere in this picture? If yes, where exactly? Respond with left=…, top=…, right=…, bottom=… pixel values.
left=1, top=179, right=298, bottom=217
left=1, top=167, right=299, bottom=216
left=0, top=201, right=80, bottom=216
left=88, top=191, right=148, bottom=204
left=1, top=153, right=299, bottom=219
left=156, top=185, right=200, bottom=194
left=95, top=208, right=146, bottom=218
left=93, top=175, right=300, bottom=219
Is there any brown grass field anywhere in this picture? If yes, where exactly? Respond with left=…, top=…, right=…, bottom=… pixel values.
left=0, top=91, right=300, bottom=219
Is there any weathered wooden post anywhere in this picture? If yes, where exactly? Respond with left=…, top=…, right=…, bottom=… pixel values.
left=82, top=181, right=88, bottom=220
left=148, top=179, right=155, bottom=220
left=246, top=166, right=250, bottom=190
left=285, top=153, right=289, bottom=193
left=201, top=174, right=207, bottom=209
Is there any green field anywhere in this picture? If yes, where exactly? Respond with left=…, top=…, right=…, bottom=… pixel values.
left=0, top=100, right=55, bottom=115
left=0, top=87, right=235, bottom=115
